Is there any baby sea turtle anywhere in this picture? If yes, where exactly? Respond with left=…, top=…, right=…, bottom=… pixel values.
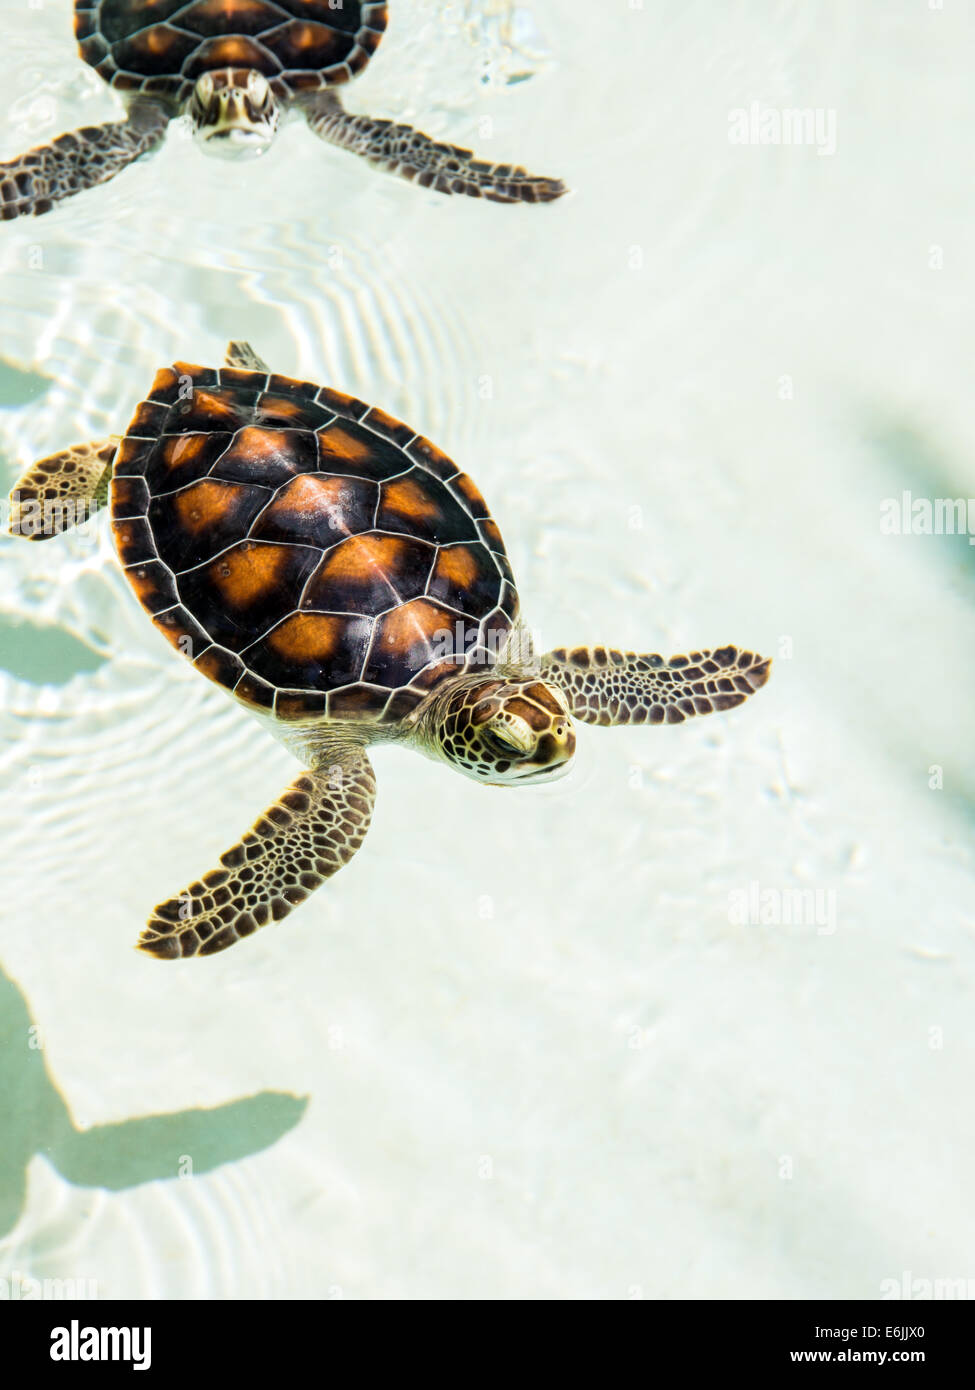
left=8, top=342, right=771, bottom=959
left=0, top=1, right=565, bottom=220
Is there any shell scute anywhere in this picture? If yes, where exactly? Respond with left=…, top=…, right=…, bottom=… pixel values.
left=113, top=24, right=199, bottom=76
left=316, top=386, right=369, bottom=420
left=171, top=361, right=218, bottom=389
left=209, top=427, right=318, bottom=487
left=407, top=435, right=459, bottom=482
left=233, top=670, right=276, bottom=710
left=362, top=406, right=417, bottom=450
left=377, top=475, right=478, bottom=545
left=177, top=0, right=287, bottom=39
left=194, top=645, right=246, bottom=690
left=145, top=431, right=235, bottom=493
left=316, top=418, right=406, bottom=480
left=151, top=604, right=211, bottom=654
left=74, top=12, right=100, bottom=43
left=363, top=598, right=460, bottom=689
left=172, top=386, right=258, bottom=433
left=184, top=34, right=271, bottom=75
left=146, top=365, right=183, bottom=403
left=427, top=542, right=502, bottom=617
left=88, top=0, right=184, bottom=46
left=409, top=657, right=466, bottom=692
left=127, top=399, right=171, bottom=437
left=178, top=541, right=320, bottom=651
left=78, top=34, right=112, bottom=68
left=149, top=477, right=268, bottom=571
left=124, top=559, right=179, bottom=614
left=263, top=19, right=351, bottom=71
left=302, top=533, right=434, bottom=616
left=256, top=392, right=332, bottom=430
left=326, top=683, right=391, bottom=721
left=275, top=688, right=327, bottom=722
left=475, top=606, right=515, bottom=663
left=298, top=0, right=377, bottom=33
left=251, top=474, right=378, bottom=548
left=114, top=516, right=156, bottom=566
left=380, top=688, right=424, bottom=724
left=448, top=472, right=490, bottom=520
left=344, top=46, right=371, bottom=79
left=265, top=372, right=320, bottom=401
left=248, top=610, right=373, bottom=690
left=220, top=365, right=269, bottom=392
left=476, top=518, right=506, bottom=553
left=111, top=475, right=150, bottom=519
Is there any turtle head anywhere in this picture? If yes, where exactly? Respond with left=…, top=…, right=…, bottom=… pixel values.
left=188, top=69, right=280, bottom=159
left=429, top=677, right=576, bottom=787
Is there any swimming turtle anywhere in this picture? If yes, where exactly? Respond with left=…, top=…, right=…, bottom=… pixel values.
left=0, top=1, right=565, bottom=220
left=7, top=342, right=771, bottom=959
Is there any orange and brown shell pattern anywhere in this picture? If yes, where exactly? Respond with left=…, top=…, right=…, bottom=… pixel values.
left=109, top=361, right=519, bottom=726
left=75, top=0, right=388, bottom=102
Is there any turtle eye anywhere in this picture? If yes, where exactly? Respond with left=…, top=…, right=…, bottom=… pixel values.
left=483, top=723, right=534, bottom=760
left=247, top=70, right=270, bottom=105
left=482, top=729, right=523, bottom=759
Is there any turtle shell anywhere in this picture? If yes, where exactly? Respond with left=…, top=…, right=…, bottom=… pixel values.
left=110, top=362, right=519, bottom=726
left=74, top=0, right=388, bottom=102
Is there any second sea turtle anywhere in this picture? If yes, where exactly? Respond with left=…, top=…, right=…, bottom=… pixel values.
left=0, top=0, right=566, bottom=220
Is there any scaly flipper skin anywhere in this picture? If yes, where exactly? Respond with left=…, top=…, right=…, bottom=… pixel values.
left=0, top=100, right=170, bottom=221
left=8, top=437, right=118, bottom=539
left=538, top=645, right=771, bottom=726
left=224, top=340, right=270, bottom=372
left=302, top=91, right=567, bottom=204
left=138, top=755, right=376, bottom=959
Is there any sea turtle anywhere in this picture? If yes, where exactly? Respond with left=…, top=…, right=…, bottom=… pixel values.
left=0, top=1, right=565, bottom=220
left=7, top=342, right=771, bottom=959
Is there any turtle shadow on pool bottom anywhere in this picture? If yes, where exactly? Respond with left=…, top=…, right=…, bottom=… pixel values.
left=0, top=961, right=307, bottom=1240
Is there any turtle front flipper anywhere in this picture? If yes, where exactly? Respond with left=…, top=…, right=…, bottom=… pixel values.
left=0, top=100, right=169, bottom=221
left=538, top=645, right=771, bottom=726
left=8, top=438, right=118, bottom=540
left=224, top=341, right=270, bottom=372
left=302, top=91, right=567, bottom=205
left=138, top=755, right=377, bottom=960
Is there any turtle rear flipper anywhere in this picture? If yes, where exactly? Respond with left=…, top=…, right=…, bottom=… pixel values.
left=8, top=438, right=118, bottom=540
left=138, top=755, right=376, bottom=960
left=539, top=645, right=771, bottom=726
left=224, top=341, right=270, bottom=372
left=302, top=91, right=567, bottom=205
left=0, top=101, right=169, bottom=221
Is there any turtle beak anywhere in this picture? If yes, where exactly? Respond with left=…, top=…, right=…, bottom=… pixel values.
left=515, top=725, right=576, bottom=781
left=202, top=125, right=274, bottom=160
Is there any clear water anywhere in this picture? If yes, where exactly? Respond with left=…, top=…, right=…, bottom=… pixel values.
left=1, top=0, right=973, bottom=1299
